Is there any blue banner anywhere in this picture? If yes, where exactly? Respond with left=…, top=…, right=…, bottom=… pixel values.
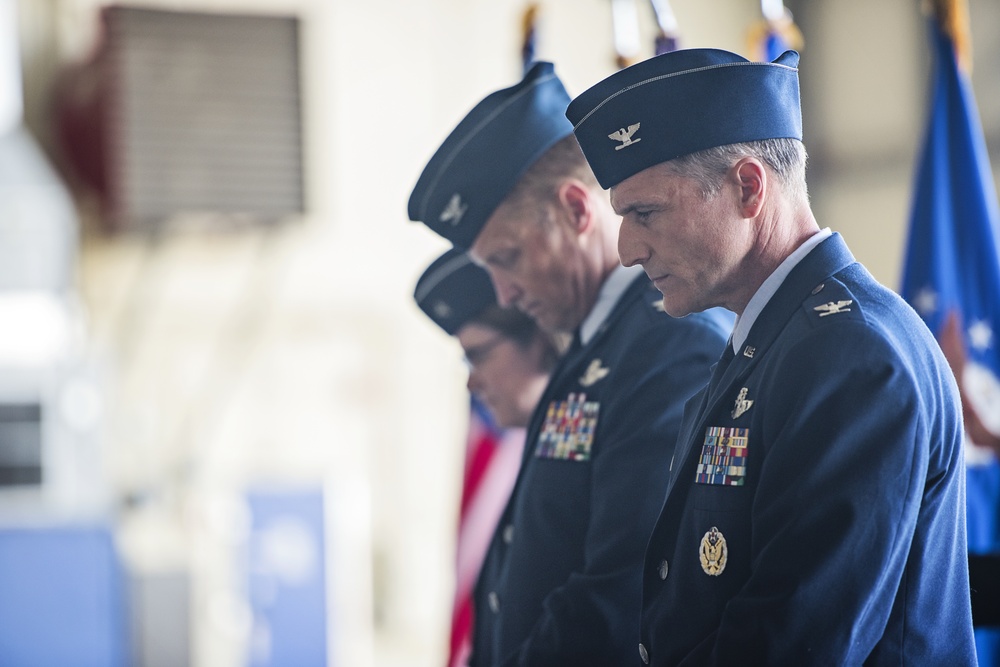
left=246, top=487, right=329, bottom=667
left=0, top=525, right=128, bottom=666
left=901, top=19, right=1000, bottom=663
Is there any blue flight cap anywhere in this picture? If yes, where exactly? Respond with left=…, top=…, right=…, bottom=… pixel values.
left=408, top=61, right=574, bottom=248
left=566, top=49, right=802, bottom=189
left=414, top=248, right=498, bottom=335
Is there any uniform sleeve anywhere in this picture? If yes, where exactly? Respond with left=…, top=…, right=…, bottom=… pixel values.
left=508, top=318, right=726, bottom=666
left=684, top=322, right=965, bottom=665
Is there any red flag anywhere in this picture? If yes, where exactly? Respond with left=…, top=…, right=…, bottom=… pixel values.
left=447, top=397, right=524, bottom=667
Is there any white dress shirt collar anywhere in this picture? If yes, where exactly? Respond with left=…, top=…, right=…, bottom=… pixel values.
left=730, top=228, right=833, bottom=353
left=580, top=264, right=646, bottom=345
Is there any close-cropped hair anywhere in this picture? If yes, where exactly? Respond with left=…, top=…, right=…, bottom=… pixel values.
left=505, top=134, right=601, bottom=211
left=666, top=138, right=809, bottom=202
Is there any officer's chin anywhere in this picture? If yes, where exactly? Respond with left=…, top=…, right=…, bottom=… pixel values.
left=658, top=295, right=693, bottom=319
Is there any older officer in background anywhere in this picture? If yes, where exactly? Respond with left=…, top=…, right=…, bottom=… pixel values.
left=568, top=48, right=977, bottom=665
left=409, top=62, right=732, bottom=666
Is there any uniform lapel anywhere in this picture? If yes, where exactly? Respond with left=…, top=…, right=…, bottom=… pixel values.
left=661, top=234, right=857, bottom=503
left=579, top=272, right=652, bottom=353
left=519, top=272, right=650, bottom=467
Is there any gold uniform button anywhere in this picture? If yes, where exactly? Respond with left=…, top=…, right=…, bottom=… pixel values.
left=488, top=591, right=500, bottom=614
left=658, top=559, right=669, bottom=580
left=639, top=642, right=649, bottom=664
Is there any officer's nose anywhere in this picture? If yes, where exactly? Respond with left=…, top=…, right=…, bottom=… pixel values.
left=491, top=274, right=522, bottom=308
left=618, top=222, right=648, bottom=268
left=467, top=368, right=483, bottom=395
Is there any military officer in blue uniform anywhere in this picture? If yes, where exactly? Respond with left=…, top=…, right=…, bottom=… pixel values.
left=408, top=62, right=732, bottom=665
left=568, top=48, right=977, bottom=665
left=414, top=247, right=559, bottom=431
left=416, top=247, right=564, bottom=666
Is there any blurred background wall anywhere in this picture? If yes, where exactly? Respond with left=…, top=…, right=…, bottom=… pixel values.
left=1, top=0, right=998, bottom=666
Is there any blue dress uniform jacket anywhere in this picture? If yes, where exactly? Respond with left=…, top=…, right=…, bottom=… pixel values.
left=637, top=233, right=977, bottom=666
left=470, top=273, right=732, bottom=667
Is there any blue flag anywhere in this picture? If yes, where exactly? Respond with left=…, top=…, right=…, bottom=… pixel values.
left=746, top=9, right=803, bottom=62
left=766, top=35, right=789, bottom=61
left=901, top=19, right=1000, bottom=663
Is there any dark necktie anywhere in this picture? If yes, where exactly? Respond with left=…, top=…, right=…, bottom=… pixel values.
left=707, top=339, right=736, bottom=398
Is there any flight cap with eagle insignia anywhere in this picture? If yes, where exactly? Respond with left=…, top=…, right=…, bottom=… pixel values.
left=566, top=48, right=802, bottom=190
left=414, top=247, right=498, bottom=335
left=408, top=61, right=574, bottom=249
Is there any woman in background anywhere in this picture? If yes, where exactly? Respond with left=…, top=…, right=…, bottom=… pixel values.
left=414, top=248, right=559, bottom=667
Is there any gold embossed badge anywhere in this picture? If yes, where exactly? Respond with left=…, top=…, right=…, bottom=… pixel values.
left=699, top=527, right=728, bottom=576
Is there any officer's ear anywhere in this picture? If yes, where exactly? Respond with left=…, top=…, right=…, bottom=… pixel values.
left=555, top=179, right=594, bottom=236
left=732, top=158, right=767, bottom=220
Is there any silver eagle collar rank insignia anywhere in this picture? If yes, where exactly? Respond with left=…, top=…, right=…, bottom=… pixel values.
left=813, top=299, right=853, bottom=317
left=699, top=527, right=728, bottom=576
left=439, top=193, right=467, bottom=226
left=579, top=359, right=610, bottom=387
left=608, top=123, right=641, bottom=150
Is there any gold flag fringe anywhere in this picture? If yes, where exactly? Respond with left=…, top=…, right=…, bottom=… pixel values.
left=927, top=0, right=972, bottom=74
left=745, top=11, right=804, bottom=62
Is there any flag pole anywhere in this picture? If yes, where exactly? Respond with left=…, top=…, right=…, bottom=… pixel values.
left=648, top=0, right=679, bottom=55
left=611, top=0, right=641, bottom=69
left=520, top=3, right=540, bottom=74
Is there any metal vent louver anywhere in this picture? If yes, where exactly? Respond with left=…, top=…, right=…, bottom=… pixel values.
left=104, top=6, right=304, bottom=227
left=0, top=403, right=42, bottom=487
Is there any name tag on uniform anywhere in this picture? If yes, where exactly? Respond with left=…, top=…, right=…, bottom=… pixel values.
left=695, top=426, right=748, bottom=486
left=535, top=393, right=599, bottom=461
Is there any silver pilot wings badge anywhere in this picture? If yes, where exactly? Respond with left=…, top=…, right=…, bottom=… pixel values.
left=579, top=359, right=610, bottom=387
left=731, top=387, right=754, bottom=419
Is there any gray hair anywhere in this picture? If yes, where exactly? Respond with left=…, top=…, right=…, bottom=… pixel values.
left=665, top=138, right=809, bottom=203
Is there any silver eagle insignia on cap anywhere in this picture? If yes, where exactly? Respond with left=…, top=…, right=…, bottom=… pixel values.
left=608, top=123, right=641, bottom=150
left=439, top=193, right=468, bottom=226
left=432, top=301, right=452, bottom=319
